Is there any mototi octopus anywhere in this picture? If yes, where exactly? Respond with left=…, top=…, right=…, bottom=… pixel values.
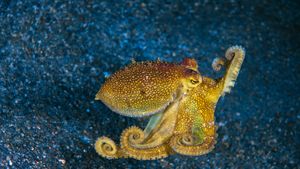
left=94, top=46, right=245, bottom=160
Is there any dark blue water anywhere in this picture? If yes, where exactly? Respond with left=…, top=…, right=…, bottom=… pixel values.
left=0, top=0, right=299, bottom=168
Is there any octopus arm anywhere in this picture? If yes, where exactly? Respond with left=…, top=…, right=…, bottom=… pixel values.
left=94, top=127, right=174, bottom=160
left=120, top=99, right=180, bottom=150
left=169, top=132, right=216, bottom=156
left=212, top=46, right=245, bottom=96
left=95, top=137, right=128, bottom=159
left=120, top=126, right=174, bottom=160
left=143, top=112, right=163, bottom=137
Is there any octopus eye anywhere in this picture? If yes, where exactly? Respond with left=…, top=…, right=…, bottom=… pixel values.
left=190, top=79, right=199, bottom=84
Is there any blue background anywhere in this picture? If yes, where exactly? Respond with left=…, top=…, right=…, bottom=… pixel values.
left=0, top=0, right=299, bottom=168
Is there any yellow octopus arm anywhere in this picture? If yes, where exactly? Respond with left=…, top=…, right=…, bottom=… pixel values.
left=137, top=100, right=180, bottom=149
left=95, top=126, right=174, bottom=160
left=213, top=45, right=246, bottom=96
left=119, top=126, right=174, bottom=160
left=95, top=137, right=128, bottom=159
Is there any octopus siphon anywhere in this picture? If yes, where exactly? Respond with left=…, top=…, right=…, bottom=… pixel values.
left=94, top=46, right=245, bottom=160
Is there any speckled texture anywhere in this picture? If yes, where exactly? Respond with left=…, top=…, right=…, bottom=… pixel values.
left=96, top=61, right=200, bottom=117
left=0, top=0, right=299, bottom=168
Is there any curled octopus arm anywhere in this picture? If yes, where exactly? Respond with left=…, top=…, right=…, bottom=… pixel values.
left=95, top=126, right=174, bottom=160
left=212, top=45, right=246, bottom=96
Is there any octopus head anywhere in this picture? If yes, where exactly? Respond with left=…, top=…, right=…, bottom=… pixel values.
left=182, top=68, right=202, bottom=92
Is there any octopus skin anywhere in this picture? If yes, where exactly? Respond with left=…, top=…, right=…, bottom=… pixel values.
left=94, top=46, right=245, bottom=160
left=95, top=60, right=201, bottom=117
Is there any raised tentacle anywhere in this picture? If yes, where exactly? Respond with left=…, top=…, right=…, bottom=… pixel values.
left=211, top=46, right=245, bottom=96
left=120, top=126, right=174, bottom=160
left=221, top=45, right=245, bottom=95
left=212, top=57, right=226, bottom=72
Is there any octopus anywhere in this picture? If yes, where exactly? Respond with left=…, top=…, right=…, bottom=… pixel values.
left=94, top=46, right=245, bottom=160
